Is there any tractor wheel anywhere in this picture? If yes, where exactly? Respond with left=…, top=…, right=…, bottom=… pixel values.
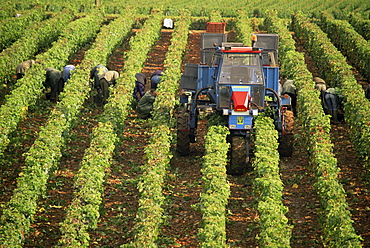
left=227, top=136, right=249, bottom=175
left=177, top=107, right=190, bottom=156
left=278, top=110, right=294, bottom=157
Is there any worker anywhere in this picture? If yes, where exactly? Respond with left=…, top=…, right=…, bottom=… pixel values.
left=99, top=70, right=120, bottom=105
left=314, top=77, right=327, bottom=111
left=314, top=77, right=327, bottom=92
left=137, top=89, right=157, bottom=119
left=62, top=65, right=76, bottom=83
left=16, top=60, right=36, bottom=80
left=133, top=73, right=147, bottom=102
left=44, top=67, right=64, bottom=102
left=323, top=87, right=340, bottom=123
left=150, top=70, right=163, bottom=90
left=365, top=84, right=370, bottom=100
left=281, top=79, right=297, bottom=116
left=90, top=64, right=108, bottom=104
left=90, top=64, right=108, bottom=89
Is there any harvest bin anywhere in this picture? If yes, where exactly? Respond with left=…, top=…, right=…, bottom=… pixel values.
left=200, top=33, right=227, bottom=49
left=206, top=22, right=226, bottom=33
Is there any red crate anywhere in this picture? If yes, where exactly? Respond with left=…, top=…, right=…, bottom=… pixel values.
left=206, top=22, right=226, bottom=33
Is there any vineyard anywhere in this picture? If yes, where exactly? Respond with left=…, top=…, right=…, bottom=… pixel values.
left=0, top=0, right=370, bottom=247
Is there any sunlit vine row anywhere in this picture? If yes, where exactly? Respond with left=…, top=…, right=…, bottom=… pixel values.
left=0, top=9, right=130, bottom=247
left=0, top=11, right=106, bottom=156
left=0, top=5, right=46, bottom=50
left=3, top=0, right=370, bottom=19
left=234, top=11, right=292, bottom=245
left=102, top=10, right=163, bottom=135
left=347, top=12, right=370, bottom=40
left=55, top=10, right=136, bottom=247
left=198, top=125, right=230, bottom=247
left=292, top=11, right=370, bottom=170
left=317, top=11, right=370, bottom=80
left=253, top=116, right=292, bottom=247
left=122, top=11, right=191, bottom=247
left=0, top=9, right=74, bottom=85
left=265, top=10, right=362, bottom=247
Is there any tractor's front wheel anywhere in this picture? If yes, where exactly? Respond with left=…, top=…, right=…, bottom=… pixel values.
left=177, top=107, right=190, bottom=156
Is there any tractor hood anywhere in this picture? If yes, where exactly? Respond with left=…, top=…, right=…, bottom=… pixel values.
left=231, top=86, right=250, bottom=111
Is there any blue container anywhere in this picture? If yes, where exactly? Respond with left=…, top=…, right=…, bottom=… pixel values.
left=263, top=66, right=279, bottom=92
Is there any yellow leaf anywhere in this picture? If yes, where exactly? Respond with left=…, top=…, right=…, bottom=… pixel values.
left=50, top=205, right=63, bottom=209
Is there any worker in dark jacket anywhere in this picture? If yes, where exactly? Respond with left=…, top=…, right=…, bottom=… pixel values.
left=16, top=60, right=36, bottom=80
left=137, top=89, right=157, bottom=119
left=133, top=73, right=147, bottom=102
left=90, top=64, right=108, bottom=89
left=281, top=79, right=297, bottom=116
left=365, top=84, right=370, bottom=100
left=150, top=70, right=163, bottom=90
left=323, top=87, right=341, bottom=123
left=99, top=70, right=120, bottom=105
left=44, top=68, right=64, bottom=102
left=90, top=64, right=108, bottom=104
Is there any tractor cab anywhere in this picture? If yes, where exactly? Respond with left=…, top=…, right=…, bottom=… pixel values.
left=213, top=46, right=266, bottom=111
left=211, top=46, right=267, bottom=130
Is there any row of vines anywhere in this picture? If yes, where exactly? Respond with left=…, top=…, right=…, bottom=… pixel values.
left=264, top=10, right=364, bottom=246
left=292, top=12, right=370, bottom=170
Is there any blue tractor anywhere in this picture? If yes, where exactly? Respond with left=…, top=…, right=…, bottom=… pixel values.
left=177, top=33, right=294, bottom=175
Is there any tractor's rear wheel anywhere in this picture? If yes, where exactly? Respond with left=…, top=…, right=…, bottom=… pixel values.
left=227, top=136, right=249, bottom=175
left=278, top=110, right=294, bottom=157
left=177, top=107, right=190, bottom=156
